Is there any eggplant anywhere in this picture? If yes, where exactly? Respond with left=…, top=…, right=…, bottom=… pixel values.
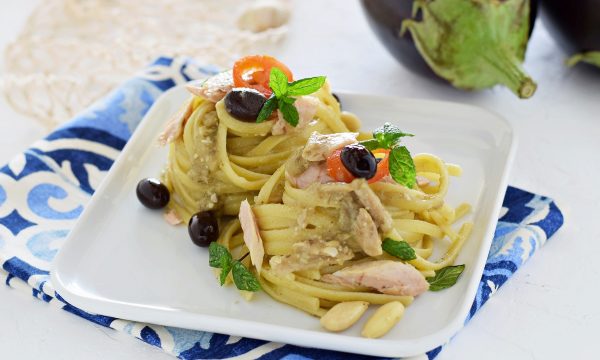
left=542, top=0, right=600, bottom=68
left=361, top=0, right=538, bottom=98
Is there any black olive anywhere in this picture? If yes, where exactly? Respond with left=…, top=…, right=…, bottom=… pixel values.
left=340, top=144, right=377, bottom=180
left=136, top=178, right=170, bottom=209
left=224, top=88, right=267, bottom=122
left=332, top=93, right=342, bottom=109
left=188, top=211, right=219, bottom=247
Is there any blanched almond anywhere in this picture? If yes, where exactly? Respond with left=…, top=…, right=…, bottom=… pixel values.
left=320, top=301, right=369, bottom=332
left=361, top=301, right=404, bottom=338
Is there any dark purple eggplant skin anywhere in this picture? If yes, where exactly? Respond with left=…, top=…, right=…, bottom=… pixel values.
left=360, top=0, right=538, bottom=80
left=541, top=0, right=600, bottom=55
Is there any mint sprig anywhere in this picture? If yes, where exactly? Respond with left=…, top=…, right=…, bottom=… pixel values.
left=359, top=138, right=381, bottom=151
left=208, top=242, right=261, bottom=292
left=389, top=146, right=416, bottom=189
left=231, top=261, right=262, bottom=291
left=256, top=97, right=277, bottom=123
left=426, top=264, right=465, bottom=291
left=278, top=101, right=299, bottom=127
left=373, top=123, right=413, bottom=149
left=359, top=122, right=416, bottom=188
left=288, top=77, right=328, bottom=96
left=209, top=242, right=233, bottom=285
left=256, top=67, right=326, bottom=126
left=382, top=238, right=416, bottom=261
left=269, top=67, right=289, bottom=97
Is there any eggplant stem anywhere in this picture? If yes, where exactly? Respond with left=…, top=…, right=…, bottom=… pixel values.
left=566, top=52, right=600, bottom=68
left=481, top=47, right=537, bottom=99
left=566, top=54, right=584, bottom=67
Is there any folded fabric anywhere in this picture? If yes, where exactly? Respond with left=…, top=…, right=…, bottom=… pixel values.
left=0, top=57, right=564, bottom=360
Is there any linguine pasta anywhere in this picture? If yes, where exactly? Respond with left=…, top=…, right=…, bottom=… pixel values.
left=156, top=56, right=473, bottom=338
left=162, top=82, right=359, bottom=223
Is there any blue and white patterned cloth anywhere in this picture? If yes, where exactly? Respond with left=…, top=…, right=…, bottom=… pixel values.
left=0, top=57, right=564, bottom=360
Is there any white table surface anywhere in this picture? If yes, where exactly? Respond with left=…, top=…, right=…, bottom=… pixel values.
left=0, top=1, right=597, bottom=359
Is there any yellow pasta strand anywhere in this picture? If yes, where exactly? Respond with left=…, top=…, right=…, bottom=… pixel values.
left=159, top=77, right=474, bottom=337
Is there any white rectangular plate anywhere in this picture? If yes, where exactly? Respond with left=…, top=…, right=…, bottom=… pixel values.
left=51, top=86, right=516, bottom=358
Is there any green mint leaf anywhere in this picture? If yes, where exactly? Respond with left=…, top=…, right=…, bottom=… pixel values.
left=209, top=242, right=232, bottom=268
left=373, top=122, right=414, bottom=149
left=278, top=100, right=299, bottom=127
left=279, top=96, right=296, bottom=104
left=388, top=146, right=416, bottom=188
left=426, top=264, right=465, bottom=291
left=256, top=97, right=278, bottom=123
left=209, top=242, right=233, bottom=285
left=382, top=238, right=416, bottom=261
left=359, top=139, right=381, bottom=151
left=219, top=260, right=232, bottom=285
left=287, top=76, right=326, bottom=96
left=269, top=67, right=289, bottom=98
left=232, top=261, right=261, bottom=292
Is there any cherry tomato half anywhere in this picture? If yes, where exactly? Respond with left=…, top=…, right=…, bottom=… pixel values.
left=327, top=147, right=391, bottom=184
left=368, top=149, right=390, bottom=183
left=326, top=148, right=355, bottom=183
left=232, top=55, right=293, bottom=97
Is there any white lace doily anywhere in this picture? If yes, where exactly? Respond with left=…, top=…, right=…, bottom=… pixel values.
left=1, top=0, right=289, bottom=128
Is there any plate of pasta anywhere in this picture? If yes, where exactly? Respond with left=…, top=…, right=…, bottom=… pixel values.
left=51, top=55, right=516, bottom=357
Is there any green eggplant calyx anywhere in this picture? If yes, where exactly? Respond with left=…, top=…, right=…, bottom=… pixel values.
left=401, top=0, right=537, bottom=99
left=566, top=52, right=600, bottom=68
